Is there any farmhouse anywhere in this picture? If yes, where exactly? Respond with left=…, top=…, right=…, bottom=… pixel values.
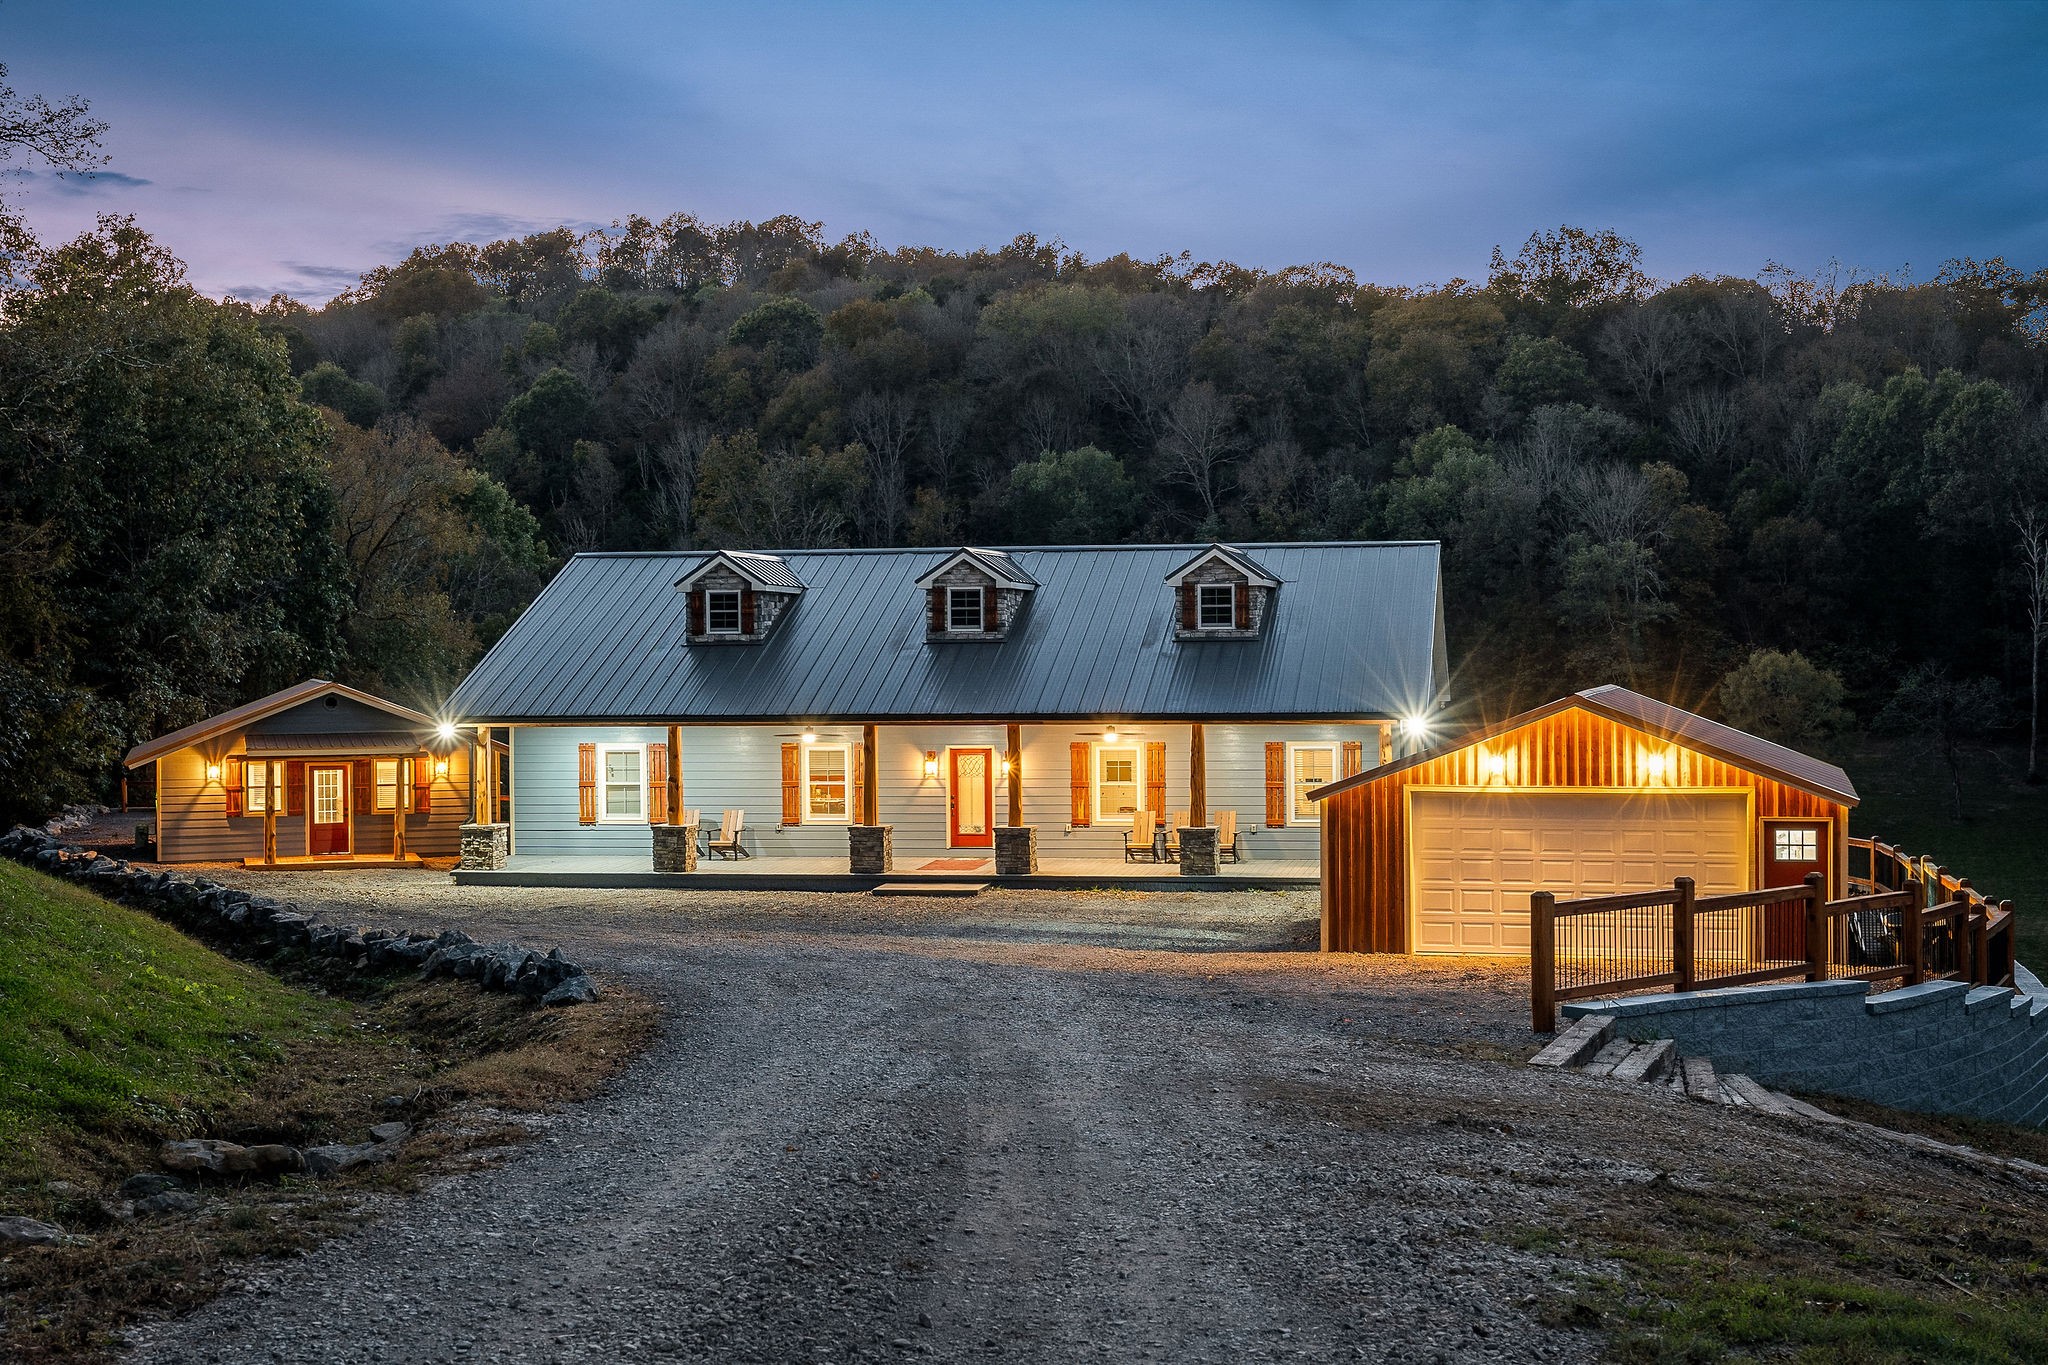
left=124, top=679, right=471, bottom=865
left=1310, top=685, right=1858, bottom=955
left=442, top=542, right=1447, bottom=881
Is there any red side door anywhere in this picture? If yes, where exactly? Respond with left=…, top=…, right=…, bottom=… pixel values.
left=1760, top=820, right=1829, bottom=960
left=948, top=748, right=994, bottom=848
left=308, top=764, right=351, bottom=856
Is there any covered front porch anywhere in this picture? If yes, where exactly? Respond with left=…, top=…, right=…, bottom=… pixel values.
left=451, top=850, right=1320, bottom=889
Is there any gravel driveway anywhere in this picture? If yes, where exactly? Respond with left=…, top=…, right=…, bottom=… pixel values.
left=120, top=872, right=1907, bottom=1363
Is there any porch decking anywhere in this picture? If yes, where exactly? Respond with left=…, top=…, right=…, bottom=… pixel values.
left=452, top=853, right=1319, bottom=890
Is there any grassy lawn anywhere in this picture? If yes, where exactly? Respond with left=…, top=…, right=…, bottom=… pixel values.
left=0, top=859, right=658, bottom=1362
left=1839, top=735, right=2048, bottom=964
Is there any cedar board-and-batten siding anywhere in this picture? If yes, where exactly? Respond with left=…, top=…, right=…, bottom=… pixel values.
left=155, top=743, right=470, bottom=862
left=1319, top=707, right=1851, bottom=954
left=509, top=722, right=1382, bottom=862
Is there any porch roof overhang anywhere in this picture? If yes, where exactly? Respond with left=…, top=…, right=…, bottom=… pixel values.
left=454, top=711, right=1401, bottom=728
left=124, top=680, right=439, bottom=770
left=243, top=730, right=433, bottom=757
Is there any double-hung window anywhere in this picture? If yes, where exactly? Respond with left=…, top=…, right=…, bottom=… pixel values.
left=374, top=758, right=401, bottom=813
left=947, top=586, right=985, bottom=632
left=805, top=744, right=850, bottom=822
left=245, top=760, right=273, bottom=814
left=705, top=589, right=743, bottom=635
left=597, top=745, right=645, bottom=822
left=1197, top=583, right=1237, bottom=629
left=1289, top=743, right=1336, bottom=823
left=1095, top=744, right=1141, bottom=824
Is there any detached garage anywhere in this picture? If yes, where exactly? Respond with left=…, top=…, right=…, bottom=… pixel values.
left=1312, top=685, right=1858, bottom=955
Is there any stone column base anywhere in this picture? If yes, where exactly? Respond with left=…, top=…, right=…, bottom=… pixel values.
left=458, top=823, right=510, bottom=870
left=994, top=826, right=1038, bottom=876
left=652, top=823, right=700, bottom=872
left=1178, top=827, right=1219, bottom=876
left=850, top=825, right=893, bottom=874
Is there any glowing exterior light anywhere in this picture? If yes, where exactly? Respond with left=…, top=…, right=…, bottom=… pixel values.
left=923, top=751, right=939, bottom=779
left=1400, top=715, right=1429, bottom=742
left=999, top=757, right=1013, bottom=776
left=1485, top=752, right=1507, bottom=779
left=801, top=728, right=818, bottom=745
left=1103, top=725, right=1118, bottom=742
left=433, top=758, right=449, bottom=778
left=205, top=762, right=222, bottom=783
left=1641, top=751, right=1668, bottom=782
left=436, top=720, right=457, bottom=743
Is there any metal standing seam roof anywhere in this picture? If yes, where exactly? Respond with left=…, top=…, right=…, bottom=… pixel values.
left=1307, top=683, right=1859, bottom=806
left=675, top=550, right=809, bottom=592
left=447, top=542, right=1447, bottom=724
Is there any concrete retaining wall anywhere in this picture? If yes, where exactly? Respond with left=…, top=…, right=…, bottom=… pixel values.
left=1563, top=972, right=2048, bottom=1127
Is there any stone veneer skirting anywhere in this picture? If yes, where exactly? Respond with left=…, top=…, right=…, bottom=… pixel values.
left=849, top=825, right=893, bottom=874
left=458, top=823, right=510, bottom=871
left=994, top=826, right=1038, bottom=876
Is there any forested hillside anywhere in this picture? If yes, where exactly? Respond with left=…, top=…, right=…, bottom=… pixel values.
left=5, top=206, right=2047, bottom=821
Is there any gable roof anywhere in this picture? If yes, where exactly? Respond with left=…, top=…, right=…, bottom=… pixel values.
left=1308, top=683, right=1858, bottom=806
left=447, top=542, right=1446, bottom=724
left=912, top=547, right=1040, bottom=591
left=124, top=680, right=437, bottom=769
left=674, top=550, right=807, bottom=593
left=1163, top=543, right=1280, bottom=588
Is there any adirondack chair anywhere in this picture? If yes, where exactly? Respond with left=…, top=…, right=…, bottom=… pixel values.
left=1846, top=907, right=1899, bottom=967
left=705, top=809, right=748, bottom=859
left=1215, top=809, right=1243, bottom=864
left=681, top=808, right=701, bottom=830
left=1124, top=809, right=1160, bottom=863
left=1161, top=809, right=1190, bottom=861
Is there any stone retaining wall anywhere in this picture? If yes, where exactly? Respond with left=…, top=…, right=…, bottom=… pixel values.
left=1563, top=974, right=2048, bottom=1126
left=0, top=824, right=600, bottom=1007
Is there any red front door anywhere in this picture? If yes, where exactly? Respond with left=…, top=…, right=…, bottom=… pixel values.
left=308, top=765, right=351, bottom=856
left=1761, top=820, right=1829, bottom=960
left=948, top=748, right=994, bottom=848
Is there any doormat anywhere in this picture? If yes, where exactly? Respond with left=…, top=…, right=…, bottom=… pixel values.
left=920, top=858, right=990, bottom=872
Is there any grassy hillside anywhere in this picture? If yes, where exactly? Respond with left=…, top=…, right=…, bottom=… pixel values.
left=0, top=859, right=346, bottom=1183
left=1840, top=736, right=2048, bottom=965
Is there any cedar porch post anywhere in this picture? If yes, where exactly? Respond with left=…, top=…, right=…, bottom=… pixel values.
left=1006, top=723, right=1023, bottom=827
left=394, top=757, right=410, bottom=860
left=262, top=786, right=278, bottom=866
left=863, top=724, right=881, bottom=826
left=1189, top=722, right=1207, bottom=828
left=1378, top=723, right=1394, bottom=767
left=667, top=723, right=684, bottom=825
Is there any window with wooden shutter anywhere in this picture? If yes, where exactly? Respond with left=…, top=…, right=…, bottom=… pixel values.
left=647, top=743, right=669, bottom=824
left=1144, top=741, right=1166, bottom=817
left=781, top=743, right=803, bottom=825
left=929, top=587, right=947, bottom=633
left=1069, top=741, right=1091, bottom=826
left=740, top=589, right=757, bottom=635
left=577, top=743, right=597, bottom=825
left=413, top=756, right=432, bottom=815
left=1264, top=742, right=1287, bottom=827
left=1234, top=583, right=1251, bottom=630
left=1179, top=584, right=1197, bottom=631
left=283, top=760, right=304, bottom=816
left=688, top=589, right=706, bottom=636
left=1341, top=740, right=1364, bottom=777
left=224, top=756, right=245, bottom=817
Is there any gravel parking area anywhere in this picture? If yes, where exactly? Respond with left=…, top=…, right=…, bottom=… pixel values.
left=119, top=869, right=1953, bottom=1363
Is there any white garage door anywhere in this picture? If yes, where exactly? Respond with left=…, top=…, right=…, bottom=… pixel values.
left=1409, top=791, right=1749, bottom=956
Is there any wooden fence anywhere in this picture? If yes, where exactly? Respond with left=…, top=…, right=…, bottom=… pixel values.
left=1532, top=836, right=2018, bottom=1032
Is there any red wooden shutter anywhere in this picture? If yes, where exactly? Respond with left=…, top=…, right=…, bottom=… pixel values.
left=224, top=756, right=245, bottom=817
left=1179, top=584, right=1196, bottom=630
left=851, top=741, right=867, bottom=826
left=1069, top=741, right=1091, bottom=826
left=929, top=587, right=947, bottom=633
left=781, top=743, right=803, bottom=825
left=687, top=589, right=706, bottom=636
left=577, top=743, right=597, bottom=825
left=647, top=743, right=669, bottom=824
left=1234, top=583, right=1251, bottom=630
left=1264, top=743, right=1287, bottom=827
left=1341, top=740, right=1364, bottom=777
left=983, top=584, right=998, bottom=630
left=285, top=760, right=306, bottom=816
left=740, top=589, right=757, bottom=635
left=1144, top=741, right=1166, bottom=817
left=353, top=760, right=372, bottom=814
left=413, top=756, right=432, bottom=814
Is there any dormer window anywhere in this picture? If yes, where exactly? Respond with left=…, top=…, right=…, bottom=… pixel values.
left=947, top=587, right=985, bottom=633
left=1196, top=583, right=1236, bottom=630
left=705, top=589, right=743, bottom=635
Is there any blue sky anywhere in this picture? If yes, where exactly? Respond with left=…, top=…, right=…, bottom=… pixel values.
left=8, top=0, right=2046, bottom=302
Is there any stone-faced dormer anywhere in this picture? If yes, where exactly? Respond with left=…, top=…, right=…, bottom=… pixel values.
left=915, top=548, right=1037, bottom=643
left=1164, top=544, right=1280, bottom=641
left=676, top=551, right=805, bottom=645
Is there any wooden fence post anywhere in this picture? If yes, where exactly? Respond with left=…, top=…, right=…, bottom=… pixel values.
left=1532, top=891, right=1557, bottom=1034
left=1901, top=882, right=1924, bottom=987
left=1672, top=876, right=1696, bottom=994
left=1803, top=871, right=1827, bottom=983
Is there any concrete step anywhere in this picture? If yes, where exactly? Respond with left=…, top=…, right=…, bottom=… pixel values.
left=1530, top=1014, right=1614, bottom=1068
left=871, top=882, right=988, bottom=898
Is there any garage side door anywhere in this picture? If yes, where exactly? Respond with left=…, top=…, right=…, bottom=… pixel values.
left=1409, top=791, right=1749, bottom=956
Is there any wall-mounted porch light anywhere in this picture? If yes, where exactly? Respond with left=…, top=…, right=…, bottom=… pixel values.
left=999, top=757, right=1013, bottom=776
left=1484, top=751, right=1508, bottom=781
left=433, top=757, right=450, bottom=778
left=204, top=761, right=222, bottom=783
left=436, top=720, right=457, bottom=743
left=1640, top=751, right=1669, bottom=783
left=922, top=751, right=939, bottom=779
left=1400, top=715, right=1429, bottom=743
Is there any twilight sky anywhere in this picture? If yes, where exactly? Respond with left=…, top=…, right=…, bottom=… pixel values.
left=8, top=0, right=2046, bottom=303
